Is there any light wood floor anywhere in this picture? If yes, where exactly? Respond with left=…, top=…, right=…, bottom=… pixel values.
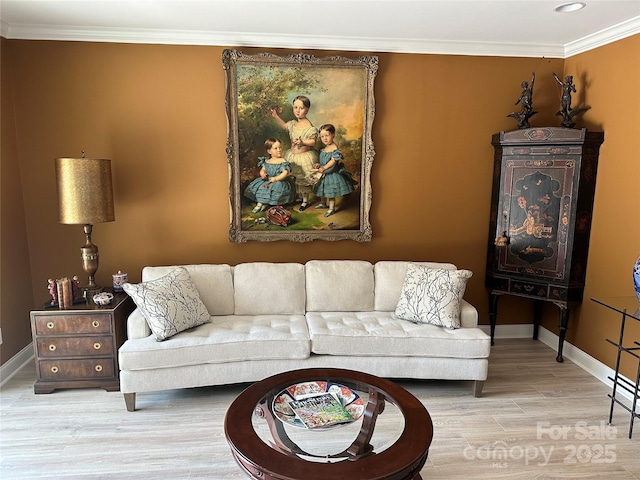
left=1, top=339, right=638, bottom=479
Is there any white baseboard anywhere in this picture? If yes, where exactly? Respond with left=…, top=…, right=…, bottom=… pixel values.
left=482, top=323, right=637, bottom=405
left=479, top=323, right=534, bottom=339
left=0, top=343, right=34, bottom=387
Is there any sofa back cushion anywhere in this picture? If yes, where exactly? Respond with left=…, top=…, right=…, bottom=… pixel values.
left=306, top=260, right=374, bottom=312
left=142, top=264, right=234, bottom=316
left=233, top=262, right=306, bottom=315
left=374, top=261, right=456, bottom=311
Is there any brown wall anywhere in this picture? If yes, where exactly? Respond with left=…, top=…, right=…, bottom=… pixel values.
left=2, top=35, right=638, bottom=377
left=1, top=38, right=37, bottom=363
left=560, top=36, right=640, bottom=377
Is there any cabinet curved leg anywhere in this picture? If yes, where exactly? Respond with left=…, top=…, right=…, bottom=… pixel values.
left=488, top=293, right=500, bottom=346
left=533, top=300, right=543, bottom=340
left=556, top=306, right=570, bottom=363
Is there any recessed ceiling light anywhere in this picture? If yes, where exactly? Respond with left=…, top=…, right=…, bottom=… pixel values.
left=554, top=2, right=586, bottom=13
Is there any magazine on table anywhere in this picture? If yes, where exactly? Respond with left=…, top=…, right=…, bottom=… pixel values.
left=288, top=392, right=354, bottom=429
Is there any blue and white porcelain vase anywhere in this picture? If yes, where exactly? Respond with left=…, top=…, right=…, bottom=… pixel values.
left=634, top=253, right=640, bottom=303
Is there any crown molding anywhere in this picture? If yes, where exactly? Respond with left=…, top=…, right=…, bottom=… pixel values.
left=0, top=20, right=9, bottom=39
left=564, top=15, right=640, bottom=57
left=2, top=18, right=638, bottom=58
left=0, top=24, right=567, bottom=58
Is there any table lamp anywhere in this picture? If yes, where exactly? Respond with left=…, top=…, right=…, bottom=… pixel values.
left=55, top=153, right=115, bottom=296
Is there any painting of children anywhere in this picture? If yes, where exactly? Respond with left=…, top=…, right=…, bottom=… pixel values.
left=223, top=49, right=377, bottom=242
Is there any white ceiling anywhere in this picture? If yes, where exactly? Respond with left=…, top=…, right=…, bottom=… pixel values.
left=1, top=0, right=639, bottom=58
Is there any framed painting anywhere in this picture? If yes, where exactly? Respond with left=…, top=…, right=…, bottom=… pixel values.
left=223, top=49, right=378, bottom=242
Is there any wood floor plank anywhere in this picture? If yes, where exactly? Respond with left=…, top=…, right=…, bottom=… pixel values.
left=1, top=339, right=638, bottom=479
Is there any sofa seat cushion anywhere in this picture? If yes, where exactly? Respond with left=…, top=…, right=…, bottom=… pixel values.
left=306, top=312, right=490, bottom=359
left=119, top=314, right=310, bottom=371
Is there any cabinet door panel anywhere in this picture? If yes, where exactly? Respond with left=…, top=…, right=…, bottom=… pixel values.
left=497, top=157, right=577, bottom=281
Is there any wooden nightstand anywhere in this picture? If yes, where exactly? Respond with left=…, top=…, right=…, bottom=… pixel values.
left=30, top=292, right=134, bottom=394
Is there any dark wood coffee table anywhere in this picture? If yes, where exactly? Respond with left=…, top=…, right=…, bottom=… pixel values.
left=224, top=368, right=433, bottom=480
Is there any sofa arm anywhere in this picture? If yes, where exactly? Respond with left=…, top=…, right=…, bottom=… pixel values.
left=460, top=299, right=479, bottom=328
left=127, top=308, right=151, bottom=339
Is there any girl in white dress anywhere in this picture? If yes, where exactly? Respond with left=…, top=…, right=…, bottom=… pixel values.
left=270, top=95, right=319, bottom=211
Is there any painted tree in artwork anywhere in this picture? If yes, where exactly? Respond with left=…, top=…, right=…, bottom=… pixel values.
left=236, top=65, right=323, bottom=182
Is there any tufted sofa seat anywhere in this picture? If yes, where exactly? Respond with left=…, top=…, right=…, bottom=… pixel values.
left=118, top=260, right=491, bottom=411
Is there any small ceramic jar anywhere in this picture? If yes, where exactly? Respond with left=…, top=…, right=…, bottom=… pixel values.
left=93, top=292, right=114, bottom=306
left=112, top=271, right=128, bottom=292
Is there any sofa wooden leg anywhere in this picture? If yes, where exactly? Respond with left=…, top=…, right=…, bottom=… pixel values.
left=474, top=380, right=485, bottom=397
left=124, top=393, right=136, bottom=412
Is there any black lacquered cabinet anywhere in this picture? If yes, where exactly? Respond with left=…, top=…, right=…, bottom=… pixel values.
left=485, top=127, right=604, bottom=361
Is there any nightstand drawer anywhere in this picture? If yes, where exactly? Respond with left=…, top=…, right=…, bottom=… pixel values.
left=38, top=358, right=115, bottom=380
left=36, top=336, right=114, bottom=357
left=34, top=314, right=111, bottom=335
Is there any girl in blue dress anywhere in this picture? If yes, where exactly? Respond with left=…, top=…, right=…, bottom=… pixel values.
left=313, top=124, right=357, bottom=217
left=244, top=138, right=296, bottom=213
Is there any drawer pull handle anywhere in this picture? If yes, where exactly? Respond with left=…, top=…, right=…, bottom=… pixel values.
left=51, top=366, right=59, bottom=373
left=48, top=344, right=57, bottom=352
left=92, top=320, right=100, bottom=328
left=47, top=322, right=55, bottom=329
left=93, top=343, right=101, bottom=350
left=95, top=365, right=103, bottom=372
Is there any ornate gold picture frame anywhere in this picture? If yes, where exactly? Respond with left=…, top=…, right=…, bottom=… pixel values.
left=223, top=50, right=377, bottom=242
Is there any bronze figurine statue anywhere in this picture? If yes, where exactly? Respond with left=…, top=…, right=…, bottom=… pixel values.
left=552, top=72, right=590, bottom=128
left=508, top=72, right=537, bottom=129
left=47, top=278, right=58, bottom=306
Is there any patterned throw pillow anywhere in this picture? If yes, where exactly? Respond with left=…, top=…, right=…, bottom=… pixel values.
left=123, top=267, right=210, bottom=341
left=393, top=264, right=472, bottom=329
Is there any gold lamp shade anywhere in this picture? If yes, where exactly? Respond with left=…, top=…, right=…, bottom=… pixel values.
left=56, top=157, right=115, bottom=225
left=55, top=156, right=115, bottom=296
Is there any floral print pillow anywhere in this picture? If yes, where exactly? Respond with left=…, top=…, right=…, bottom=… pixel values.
left=123, top=267, right=210, bottom=341
left=393, top=264, right=472, bottom=329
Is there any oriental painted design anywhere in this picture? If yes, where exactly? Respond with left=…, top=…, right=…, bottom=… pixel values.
left=498, top=159, right=576, bottom=280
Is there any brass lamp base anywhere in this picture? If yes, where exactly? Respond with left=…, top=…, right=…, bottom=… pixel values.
left=80, top=224, right=103, bottom=298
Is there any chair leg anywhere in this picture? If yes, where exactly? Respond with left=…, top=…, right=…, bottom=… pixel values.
left=124, top=393, right=136, bottom=412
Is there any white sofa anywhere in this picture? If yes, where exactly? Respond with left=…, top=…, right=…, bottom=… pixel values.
left=118, top=260, right=492, bottom=411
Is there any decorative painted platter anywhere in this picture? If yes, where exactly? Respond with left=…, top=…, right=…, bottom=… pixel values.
left=271, top=381, right=365, bottom=429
